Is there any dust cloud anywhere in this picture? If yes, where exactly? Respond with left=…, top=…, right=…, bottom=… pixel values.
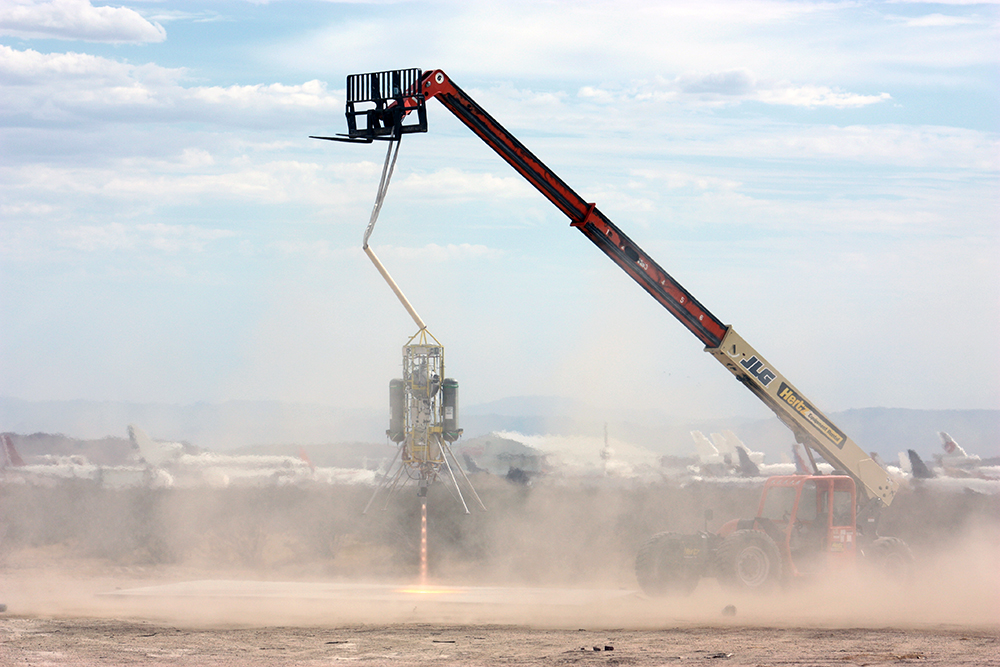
left=0, top=473, right=997, bottom=630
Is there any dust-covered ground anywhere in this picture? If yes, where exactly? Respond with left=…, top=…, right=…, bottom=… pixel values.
left=2, top=619, right=998, bottom=665
left=1, top=476, right=998, bottom=665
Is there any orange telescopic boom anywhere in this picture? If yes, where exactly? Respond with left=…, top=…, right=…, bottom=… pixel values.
left=314, top=68, right=897, bottom=513
left=417, top=70, right=729, bottom=350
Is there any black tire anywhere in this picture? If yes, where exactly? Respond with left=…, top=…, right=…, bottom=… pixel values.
left=866, top=536, right=914, bottom=582
left=635, top=532, right=702, bottom=596
left=714, top=529, right=782, bottom=593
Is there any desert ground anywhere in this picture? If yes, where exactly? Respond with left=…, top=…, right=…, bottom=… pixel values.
left=1, top=476, right=997, bottom=665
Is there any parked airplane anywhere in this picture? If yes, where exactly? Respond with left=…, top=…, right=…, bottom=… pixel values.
left=2, top=429, right=377, bottom=489
left=1, top=433, right=154, bottom=488
left=934, top=431, right=1000, bottom=474
left=895, top=432, right=1000, bottom=494
left=459, top=429, right=662, bottom=481
left=689, top=430, right=800, bottom=478
left=127, top=425, right=376, bottom=488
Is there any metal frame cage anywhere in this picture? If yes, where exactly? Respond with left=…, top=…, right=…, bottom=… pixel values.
left=345, top=69, right=427, bottom=140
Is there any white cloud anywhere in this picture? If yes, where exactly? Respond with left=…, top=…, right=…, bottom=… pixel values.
left=899, top=13, right=979, bottom=26
left=0, top=44, right=178, bottom=84
left=272, top=239, right=351, bottom=260
left=754, top=84, right=892, bottom=108
left=1, top=201, right=56, bottom=216
left=141, top=9, right=224, bottom=24
left=58, top=222, right=235, bottom=253
left=0, top=46, right=340, bottom=125
left=888, top=0, right=999, bottom=5
left=565, top=115, right=998, bottom=171
left=577, top=86, right=618, bottom=105
left=189, top=80, right=338, bottom=109
left=727, top=124, right=1000, bottom=169
left=396, top=168, right=535, bottom=200
left=676, top=69, right=758, bottom=96
left=274, top=0, right=997, bottom=95
left=0, top=0, right=166, bottom=43
left=377, top=242, right=502, bottom=262
left=279, top=1, right=852, bottom=84
left=580, top=70, right=892, bottom=109
left=0, top=155, right=360, bottom=231
left=629, top=169, right=742, bottom=193
left=269, top=240, right=501, bottom=264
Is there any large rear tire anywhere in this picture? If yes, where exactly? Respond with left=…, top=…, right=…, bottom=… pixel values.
left=866, top=536, right=914, bottom=582
left=714, top=529, right=782, bottom=593
left=635, top=532, right=701, bottom=596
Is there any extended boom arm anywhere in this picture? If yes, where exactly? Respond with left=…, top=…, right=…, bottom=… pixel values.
left=331, top=69, right=898, bottom=508
left=420, top=70, right=728, bottom=350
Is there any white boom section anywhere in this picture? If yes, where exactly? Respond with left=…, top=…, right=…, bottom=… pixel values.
left=364, top=245, right=426, bottom=331
left=707, top=327, right=899, bottom=506
left=359, top=137, right=427, bottom=331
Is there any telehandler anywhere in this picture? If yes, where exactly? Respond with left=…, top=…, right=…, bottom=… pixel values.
left=316, top=68, right=913, bottom=594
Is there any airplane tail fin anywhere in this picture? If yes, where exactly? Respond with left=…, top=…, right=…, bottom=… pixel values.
left=2, top=434, right=26, bottom=468
left=719, top=430, right=745, bottom=454
left=691, top=431, right=719, bottom=464
left=939, top=431, right=969, bottom=458
left=298, top=446, right=316, bottom=473
left=723, top=429, right=764, bottom=465
left=793, top=444, right=810, bottom=474
left=128, top=424, right=176, bottom=466
left=735, top=446, right=760, bottom=477
left=710, top=432, right=734, bottom=456
left=907, top=449, right=935, bottom=479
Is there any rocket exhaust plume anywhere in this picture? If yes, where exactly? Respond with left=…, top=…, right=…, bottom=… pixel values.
left=420, top=499, right=428, bottom=585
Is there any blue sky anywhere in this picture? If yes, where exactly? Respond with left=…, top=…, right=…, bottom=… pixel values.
left=1, top=0, right=997, bottom=425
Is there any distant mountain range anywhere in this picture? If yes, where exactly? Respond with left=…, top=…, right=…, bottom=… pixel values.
left=1, top=396, right=996, bottom=461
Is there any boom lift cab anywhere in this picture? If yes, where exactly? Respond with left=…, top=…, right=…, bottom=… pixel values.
left=721, top=475, right=859, bottom=586
left=636, top=475, right=860, bottom=595
left=317, top=68, right=913, bottom=595
left=749, top=475, right=859, bottom=576
left=638, top=473, right=911, bottom=595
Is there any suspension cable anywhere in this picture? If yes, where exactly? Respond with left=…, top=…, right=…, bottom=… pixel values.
left=362, top=138, right=401, bottom=249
